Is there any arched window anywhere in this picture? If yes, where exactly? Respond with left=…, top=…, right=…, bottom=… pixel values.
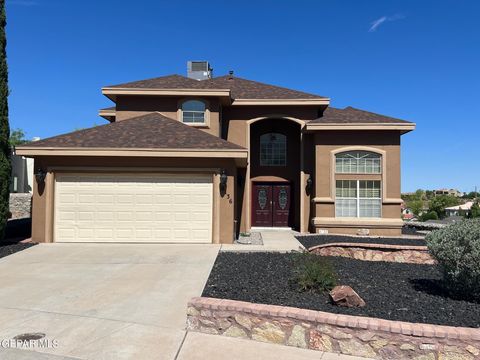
left=335, top=151, right=381, bottom=174
left=260, top=133, right=286, bottom=166
left=181, top=100, right=206, bottom=124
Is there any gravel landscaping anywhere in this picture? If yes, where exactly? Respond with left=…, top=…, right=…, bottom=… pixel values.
left=203, top=252, right=480, bottom=328
left=0, top=242, right=36, bottom=259
left=296, top=234, right=426, bottom=249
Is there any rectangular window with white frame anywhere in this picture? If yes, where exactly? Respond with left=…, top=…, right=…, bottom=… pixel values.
left=335, top=180, right=381, bottom=218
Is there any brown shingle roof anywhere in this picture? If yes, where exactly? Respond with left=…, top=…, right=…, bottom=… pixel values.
left=22, top=113, right=245, bottom=150
left=309, top=106, right=412, bottom=124
left=106, top=74, right=327, bottom=100
left=207, top=75, right=327, bottom=99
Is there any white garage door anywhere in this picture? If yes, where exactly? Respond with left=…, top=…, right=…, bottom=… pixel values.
left=54, top=173, right=213, bottom=243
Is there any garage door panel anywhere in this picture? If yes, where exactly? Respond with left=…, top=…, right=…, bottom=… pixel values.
left=54, top=173, right=212, bottom=243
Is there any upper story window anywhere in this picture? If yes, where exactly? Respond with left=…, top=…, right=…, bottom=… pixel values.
left=335, top=151, right=381, bottom=174
left=260, top=133, right=287, bottom=166
left=181, top=100, right=205, bottom=124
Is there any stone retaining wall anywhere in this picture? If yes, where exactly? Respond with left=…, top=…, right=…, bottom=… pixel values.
left=187, top=297, right=480, bottom=359
left=9, top=193, right=32, bottom=220
left=309, top=243, right=436, bottom=264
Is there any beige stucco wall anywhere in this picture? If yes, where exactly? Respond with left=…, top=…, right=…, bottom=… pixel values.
left=220, top=105, right=322, bottom=233
left=31, top=156, right=237, bottom=244
left=115, top=96, right=221, bottom=137
left=312, top=130, right=403, bottom=235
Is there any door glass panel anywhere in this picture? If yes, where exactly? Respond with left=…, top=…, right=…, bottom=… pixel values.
left=278, top=189, right=288, bottom=210
left=258, top=189, right=267, bottom=210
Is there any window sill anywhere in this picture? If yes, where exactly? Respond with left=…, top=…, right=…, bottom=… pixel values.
left=183, top=122, right=209, bottom=128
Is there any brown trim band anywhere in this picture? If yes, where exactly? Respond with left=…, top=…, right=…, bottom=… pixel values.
left=16, top=147, right=248, bottom=159
left=306, top=123, right=416, bottom=132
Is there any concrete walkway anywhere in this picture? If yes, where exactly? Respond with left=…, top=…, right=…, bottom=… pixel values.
left=221, top=230, right=305, bottom=252
left=0, top=242, right=369, bottom=360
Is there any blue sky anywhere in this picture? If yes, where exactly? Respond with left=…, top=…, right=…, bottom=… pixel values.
left=5, top=0, right=480, bottom=192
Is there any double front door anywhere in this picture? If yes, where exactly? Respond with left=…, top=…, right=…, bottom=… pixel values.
left=252, top=183, right=291, bottom=227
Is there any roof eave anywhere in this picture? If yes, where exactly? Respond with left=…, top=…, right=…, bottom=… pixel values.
left=98, top=109, right=116, bottom=122
left=102, top=87, right=232, bottom=101
left=15, top=147, right=248, bottom=160
left=305, top=123, right=416, bottom=134
left=231, top=98, right=330, bottom=106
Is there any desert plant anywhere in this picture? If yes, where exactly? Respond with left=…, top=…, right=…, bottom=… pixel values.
left=290, top=251, right=336, bottom=293
left=426, top=219, right=480, bottom=300
left=420, top=211, right=439, bottom=222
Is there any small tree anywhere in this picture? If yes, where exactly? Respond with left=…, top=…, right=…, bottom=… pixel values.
left=0, top=0, right=10, bottom=240
left=470, top=203, right=480, bottom=219
left=428, top=195, right=462, bottom=219
left=9, top=128, right=27, bottom=147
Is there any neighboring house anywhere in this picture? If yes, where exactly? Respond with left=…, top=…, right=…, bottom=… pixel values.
left=16, top=61, right=415, bottom=244
left=10, top=150, right=34, bottom=194
left=444, top=201, right=474, bottom=217
left=434, top=188, right=464, bottom=197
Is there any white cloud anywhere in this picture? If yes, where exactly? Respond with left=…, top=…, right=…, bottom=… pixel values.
left=369, top=14, right=405, bottom=32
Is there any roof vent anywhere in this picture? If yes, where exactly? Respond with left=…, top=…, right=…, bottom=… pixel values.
left=187, top=61, right=213, bottom=81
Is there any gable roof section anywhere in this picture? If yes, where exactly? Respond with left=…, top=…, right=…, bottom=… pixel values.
left=16, top=113, right=247, bottom=159
left=103, top=74, right=328, bottom=103
left=306, top=106, right=415, bottom=133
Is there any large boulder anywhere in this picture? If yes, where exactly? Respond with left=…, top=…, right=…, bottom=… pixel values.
left=329, top=285, right=366, bottom=307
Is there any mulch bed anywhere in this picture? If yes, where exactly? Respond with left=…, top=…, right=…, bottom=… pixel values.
left=203, top=252, right=480, bottom=328
left=296, top=234, right=427, bottom=250
left=0, top=242, right=36, bottom=259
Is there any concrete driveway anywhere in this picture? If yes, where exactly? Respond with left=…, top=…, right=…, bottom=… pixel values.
left=0, top=243, right=219, bottom=359
left=0, top=243, right=367, bottom=360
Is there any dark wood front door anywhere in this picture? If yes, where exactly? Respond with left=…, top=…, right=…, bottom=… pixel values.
left=252, top=183, right=291, bottom=227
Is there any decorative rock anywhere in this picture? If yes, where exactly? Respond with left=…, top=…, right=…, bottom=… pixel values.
left=199, top=326, right=218, bottom=335
left=223, top=326, right=247, bottom=338
left=252, top=322, right=285, bottom=344
left=358, top=331, right=376, bottom=342
left=199, top=318, right=216, bottom=327
left=439, top=352, right=473, bottom=360
left=287, top=325, right=307, bottom=348
left=234, top=314, right=253, bottom=330
left=329, top=285, right=366, bottom=307
left=370, top=339, right=389, bottom=349
left=217, top=318, right=231, bottom=330
left=414, top=354, right=435, bottom=360
left=466, top=345, right=480, bottom=356
left=309, top=330, right=333, bottom=352
left=400, top=343, right=416, bottom=351
left=420, top=343, right=436, bottom=350
left=187, top=307, right=199, bottom=316
left=339, top=339, right=376, bottom=358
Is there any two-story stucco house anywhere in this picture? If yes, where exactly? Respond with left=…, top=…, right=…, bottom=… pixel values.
left=16, top=61, right=415, bottom=244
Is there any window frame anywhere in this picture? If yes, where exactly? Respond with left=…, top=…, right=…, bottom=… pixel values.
left=259, top=132, right=287, bottom=167
left=178, top=99, right=210, bottom=127
left=335, top=179, right=382, bottom=218
left=335, top=151, right=382, bottom=174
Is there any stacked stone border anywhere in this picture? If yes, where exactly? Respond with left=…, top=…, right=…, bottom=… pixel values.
left=9, top=193, right=32, bottom=220
left=187, top=297, right=480, bottom=359
left=308, top=242, right=436, bottom=265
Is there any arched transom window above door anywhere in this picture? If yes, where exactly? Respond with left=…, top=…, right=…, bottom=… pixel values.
left=260, top=133, right=287, bottom=166
left=335, top=151, right=381, bottom=174
left=180, top=100, right=206, bottom=124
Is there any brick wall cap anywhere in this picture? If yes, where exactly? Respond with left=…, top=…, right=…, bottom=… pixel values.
left=189, top=297, right=480, bottom=341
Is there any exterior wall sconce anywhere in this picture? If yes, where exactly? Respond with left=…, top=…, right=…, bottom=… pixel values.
left=35, top=168, right=47, bottom=184
left=306, top=176, right=313, bottom=193
left=219, top=169, right=228, bottom=192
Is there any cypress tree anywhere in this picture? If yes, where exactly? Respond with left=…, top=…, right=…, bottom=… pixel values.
left=0, top=0, right=11, bottom=240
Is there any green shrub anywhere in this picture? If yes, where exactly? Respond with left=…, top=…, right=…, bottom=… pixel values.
left=426, top=219, right=480, bottom=300
left=290, top=251, right=336, bottom=293
left=420, top=211, right=439, bottom=222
